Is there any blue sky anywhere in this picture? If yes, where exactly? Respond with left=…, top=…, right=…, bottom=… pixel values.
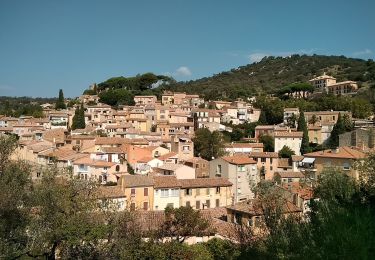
left=0, top=0, right=374, bottom=98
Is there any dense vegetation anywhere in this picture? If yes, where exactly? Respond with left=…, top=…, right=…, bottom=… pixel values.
left=0, top=96, right=56, bottom=118
left=163, top=55, right=375, bottom=100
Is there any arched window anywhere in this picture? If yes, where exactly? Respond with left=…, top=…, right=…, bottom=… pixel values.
left=116, top=165, right=120, bottom=172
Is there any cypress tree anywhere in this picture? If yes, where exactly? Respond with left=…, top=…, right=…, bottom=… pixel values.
left=71, top=104, right=85, bottom=130
left=258, top=109, right=267, bottom=125
left=329, top=113, right=345, bottom=148
left=297, top=111, right=310, bottom=154
left=55, top=89, right=66, bottom=109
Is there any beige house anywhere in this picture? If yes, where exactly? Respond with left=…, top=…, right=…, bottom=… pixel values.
left=209, top=155, right=258, bottom=202
left=179, top=178, right=233, bottom=209
left=153, top=164, right=195, bottom=179
left=248, top=152, right=279, bottom=180
left=120, top=175, right=154, bottom=211
left=134, top=95, right=157, bottom=105
left=303, top=146, right=366, bottom=180
left=309, top=74, right=358, bottom=95
left=182, top=157, right=210, bottom=178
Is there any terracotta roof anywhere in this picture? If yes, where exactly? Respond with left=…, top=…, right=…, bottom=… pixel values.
left=221, top=155, right=256, bottom=165
left=274, top=131, right=303, bottom=138
left=100, top=147, right=124, bottom=154
left=278, top=158, right=291, bottom=168
left=226, top=199, right=301, bottom=216
left=255, top=125, right=275, bottom=130
left=137, top=156, right=155, bottom=163
left=291, top=155, right=304, bottom=162
left=42, top=128, right=66, bottom=143
left=304, top=146, right=366, bottom=160
left=155, top=163, right=185, bottom=171
left=248, top=152, right=279, bottom=158
left=179, top=178, right=232, bottom=188
left=153, top=176, right=181, bottom=189
left=95, top=137, right=126, bottom=145
left=276, top=171, right=304, bottom=178
left=225, top=143, right=264, bottom=148
left=97, top=185, right=125, bottom=199
left=122, top=175, right=154, bottom=188
left=158, top=152, right=178, bottom=160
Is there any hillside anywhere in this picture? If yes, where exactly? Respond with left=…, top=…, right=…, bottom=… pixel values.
left=163, top=54, right=375, bottom=100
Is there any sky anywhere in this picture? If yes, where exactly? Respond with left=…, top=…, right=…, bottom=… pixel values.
left=0, top=0, right=374, bottom=98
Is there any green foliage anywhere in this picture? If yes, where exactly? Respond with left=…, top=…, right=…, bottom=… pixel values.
left=98, top=88, right=135, bottom=106
left=297, top=111, right=310, bottom=154
left=127, top=162, right=135, bottom=175
left=83, top=89, right=97, bottom=95
left=0, top=96, right=47, bottom=118
left=259, top=134, right=274, bottom=152
left=328, top=113, right=345, bottom=148
left=193, top=128, right=225, bottom=161
left=278, top=145, right=295, bottom=158
left=204, top=238, right=240, bottom=260
left=278, top=82, right=314, bottom=97
left=165, top=55, right=375, bottom=100
left=71, top=104, right=85, bottom=130
left=55, top=89, right=66, bottom=109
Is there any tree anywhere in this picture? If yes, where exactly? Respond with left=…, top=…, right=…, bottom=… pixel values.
left=278, top=145, right=295, bottom=158
left=99, top=89, right=135, bottom=106
left=309, top=114, right=318, bottom=125
left=286, top=113, right=297, bottom=128
left=258, top=109, right=267, bottom=124
left=55, top=89, right=66, bottom=109
left=0, top=134, right=18, bottom=173
left=343, top=113, right=354, bottom=132
left=297, top=111, right=310, bottom=154
left=259, top=134, right=274, bottom=152
left=193, top=128, right=225, bottom=161
left=328, top=113, right=345, bottom=148
left=158, top=206, right=209, bottom=243
left=71, top=104, right=85, bottom=130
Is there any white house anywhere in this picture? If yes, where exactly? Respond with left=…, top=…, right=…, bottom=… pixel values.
left=153, top=176, right=181, bottom=210
left=274, top=131, right=303, bottom=156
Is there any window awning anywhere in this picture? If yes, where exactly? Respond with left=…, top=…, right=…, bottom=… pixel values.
left=302, top=157, right=315, bottom=164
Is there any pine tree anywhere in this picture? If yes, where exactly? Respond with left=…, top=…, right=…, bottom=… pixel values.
left=55, top=89, right=66, bottom=109
left=328, top=113, right=345, bottom=148
left=297, top=111, right=310, bottom=154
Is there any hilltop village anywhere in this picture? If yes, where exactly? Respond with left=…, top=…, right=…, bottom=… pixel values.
left=1, top=73, right=374, bottom=248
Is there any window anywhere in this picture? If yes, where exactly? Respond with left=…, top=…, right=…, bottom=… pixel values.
left=237, top=176, right=241, bottom=183
left=196, top=188, right=200, bottom=196
left=288, top=178, right=292, bottom=183
left=217, top=164, right=222, bottom=175
left=130, top=203, right=135, bottom=211
left=216, top=187, right=221, bottom=194
left=144, top=188, right=148, bottom=196
left=185, top=188, right=192, bottom=196
left=270, top=166, right=273, bottom=171
left=343, top=162, right=350, bottom=170
left=171, top=189, right=179, bottom=197
left=237, top=165, right=245, bottom=172
left=143, top=202, right=148, bottom=210
left=216, top=199, right=220, bottom=208
left=186, top=201, right=191, bottom=207
left=206, top=200, right=210, bottom=209
left=196, top=201, right=200, bottom=209
left=237, top=188, right=242, bottom=194
left=206, top=188, right=210, bottom=195
left=261, top=158, right=266, bottom=163
left=116, top=165, right=120, bottom=172
left=183, top=145, right=190, bottom=151
left=161, top=189, right=169, bottom=197
left=131, top=189, right=136, bottom=196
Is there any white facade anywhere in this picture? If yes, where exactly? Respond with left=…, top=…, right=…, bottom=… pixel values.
left=274, top=136, right=302, bottom=156
left=154, top=188, right=180, bottom=210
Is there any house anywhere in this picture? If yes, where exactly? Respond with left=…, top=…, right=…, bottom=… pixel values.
left=179, top=178, right=233, bottom=209
left=134, top=95, right=157, bottom=106
left=274, top=171, right=305, bottom=184
left=97, top=185, right=127, bottom=211
left=120, top=175, right=154, bottom=211
left=248, top=152, right=279, bottom=180
left=304, top=111, right=351, bottom=125
left=309, top=73, right=358, bottom=95
left=170, top=136, right=194, bottom=160
left=308, top=124, right=322, bottom=144
left=226, top=199, right=302, bottom=229
left=303, top=146, right=366, bottom=180
left=209, top=155, right=258, bottom=202
left=153, top=176, right=181, bottom=210
left=192, top=109, right=221, bottom=129
left=135, top=157, right=163, bottom=175
left=274, top=131, right=303, bottom=156
left=153, top=164, right=195, bottom=179
left=224, top=143, right=264, bottom=155
left=182, top=157, right=210, bottom=178
left=283, top=108, right=300, bottom=125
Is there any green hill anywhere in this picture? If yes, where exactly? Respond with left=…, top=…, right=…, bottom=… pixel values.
left=163, top=54, right=375, bottom=100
